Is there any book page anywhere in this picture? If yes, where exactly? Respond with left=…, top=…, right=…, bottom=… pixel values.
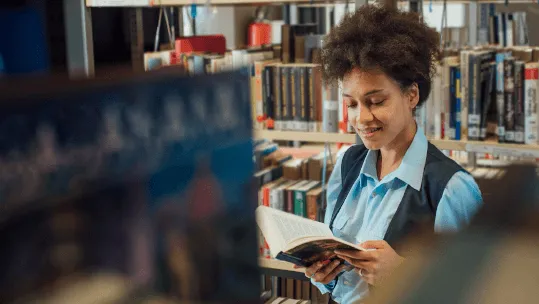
left=271, top=213, right=330, bottom=244
left=256, top=206, right=332, bottom=257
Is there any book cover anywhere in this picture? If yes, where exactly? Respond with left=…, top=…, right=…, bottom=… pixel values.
left=0, top=69, right=259, bottom=303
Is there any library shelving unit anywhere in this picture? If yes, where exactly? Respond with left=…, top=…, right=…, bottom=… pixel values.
left=70, top=0, right=539, bottom=292
left=254, top=130, right=539, bottom=158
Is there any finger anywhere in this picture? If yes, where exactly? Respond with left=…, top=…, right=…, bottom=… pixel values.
left=333, top=249, right=363, bottom=259
left=360, top=240, right=387, bottom=249
left=313, top=260, right=340, bottom=282
left=319, top=265, right=348, bottom=284
left=337, top=255, right=372, bottom=269
left=305, top=260, right=330, bottom=277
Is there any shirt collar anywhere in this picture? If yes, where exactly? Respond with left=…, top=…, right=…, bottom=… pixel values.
left=359, top=127, right=428, bottom=191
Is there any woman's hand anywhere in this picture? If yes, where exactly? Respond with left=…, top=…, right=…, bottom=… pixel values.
left=294, top=259, right=348, bottom=285
left=334, top=240, right=404, bottom=286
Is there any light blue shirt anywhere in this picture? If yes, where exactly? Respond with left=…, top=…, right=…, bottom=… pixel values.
left=312, top=128, right=483, bottom=303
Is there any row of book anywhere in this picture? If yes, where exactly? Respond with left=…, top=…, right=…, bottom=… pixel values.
left=489, top=12, right=528, bottom=47
left=262, top=276, right=331, bottom=304
left=416, top=46, right=539, bottom=145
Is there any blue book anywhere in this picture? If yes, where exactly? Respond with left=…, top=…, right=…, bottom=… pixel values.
left=0, top=69, right=260, bottom=302
left=455, top=68, right=462, bottom=140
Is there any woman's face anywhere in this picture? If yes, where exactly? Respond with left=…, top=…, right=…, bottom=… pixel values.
left=342, top=68, right=418, bottom=150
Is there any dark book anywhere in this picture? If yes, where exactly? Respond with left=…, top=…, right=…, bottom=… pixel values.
left=504, top=57, right=516, bottom=143
left=262, top=65, right=275, bottom=129
left=290, top=66, right=299, bottom=131
left=273, top=65, right=283, bottom=130
left=496, top=52, right=506, bottom=142
left=298, top=66, right=309, bottom=132
left=468, top=53, right=480, bottom=140
left=479, top=52, right=496, bottom=140
left=449, top=64, right=458, bottom=140
left=0, top=69, right=259, bottom=303
left=257, top=206, right=366, bottom=268
left=514, top=61, right=525, bottom=144
left=281, top=66, right=292, bottom=130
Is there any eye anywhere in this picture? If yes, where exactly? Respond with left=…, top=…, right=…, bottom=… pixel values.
left=346, top=100, right=358, bottom=109
left=371, top=99, right=385, bottom=105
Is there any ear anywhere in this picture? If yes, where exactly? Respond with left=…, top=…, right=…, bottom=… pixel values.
left=407, top=83, right=420, bottom=110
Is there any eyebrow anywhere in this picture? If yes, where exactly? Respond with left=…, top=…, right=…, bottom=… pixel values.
left=342, top=89, right=384, bottom=99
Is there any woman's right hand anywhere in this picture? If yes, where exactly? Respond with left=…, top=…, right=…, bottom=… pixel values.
left=298, top=259, right=348, bottom=285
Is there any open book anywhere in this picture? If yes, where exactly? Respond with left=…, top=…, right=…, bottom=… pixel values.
left=256, top=205, right=366, bottom=267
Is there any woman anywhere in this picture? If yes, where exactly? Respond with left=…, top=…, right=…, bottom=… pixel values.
left=300, top=5, right=483, bottom=303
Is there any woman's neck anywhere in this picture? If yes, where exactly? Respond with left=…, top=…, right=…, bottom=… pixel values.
left=377, top=121, right=417, bottom=180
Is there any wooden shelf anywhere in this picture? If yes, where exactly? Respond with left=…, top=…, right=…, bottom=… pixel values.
left=254, top=130, right=357, bottom=144
left=255, top=130, right=539, bottom=158
left=87, top=0, right=350, bottom=7
left=259, top=258, right=308, bottom=280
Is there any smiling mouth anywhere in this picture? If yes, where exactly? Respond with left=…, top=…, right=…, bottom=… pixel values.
left=360, top=127, right=382, bottom=135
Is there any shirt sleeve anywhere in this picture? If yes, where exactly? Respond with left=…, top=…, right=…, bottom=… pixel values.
left=311, top=152, right=344, bottom=293
left=434, top=171, right=483, bottom=233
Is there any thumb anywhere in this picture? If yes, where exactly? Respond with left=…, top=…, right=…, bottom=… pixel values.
left=360, top=240, right=387, bottom=249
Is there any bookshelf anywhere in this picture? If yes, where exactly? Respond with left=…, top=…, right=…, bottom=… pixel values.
left=86, top=0, right=353, bottom=7
left=254, top=130, right=357, bottom=144
left=259, top=258, right=308, bottom=281
left=255, top=130, right=539, bottom=158
left=85, top=0, right=539, bottom=6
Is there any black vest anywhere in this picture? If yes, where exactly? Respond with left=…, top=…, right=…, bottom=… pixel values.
left=329, top=143, right=467, bottom=254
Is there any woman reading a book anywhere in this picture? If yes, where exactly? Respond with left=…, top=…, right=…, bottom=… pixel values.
left=299, top=5, right=483, bottom=303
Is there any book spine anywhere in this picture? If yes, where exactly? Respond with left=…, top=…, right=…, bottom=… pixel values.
left=514, top=61, right=525, bottom=144
left=496, top=53, right=506, bottom=142
left=455, top=67, right=462, bottom=140
left=468, top=54, right=480, bottom=140
left=479, top=54, right=493, bottom=140
left=298, top=67, right=308, bottom=132
left=286, top=188, right=294, bottom=213
left=460, top=52, right=468, bottom=139
left=504, top=57, right=515, bottom=143
left=273, top=66, right=282, bottom=130
left=294, top=190, right=306, bottom=217
left=449, top=65, right=457, bottom=140
left=323, top=83, right=339, bottom=133
left=306, top=194, right=317, bottom=221
left=314, top=66, right=323, bottom=132
left=525, top=64, right=539, bottom=145
left=290, top=67, right=298, bottom=131
left=263, top=66, right=274, bottom=129
left=308, top=67, right=316, bottom=132
left=281, top=66, right=290, bottom=130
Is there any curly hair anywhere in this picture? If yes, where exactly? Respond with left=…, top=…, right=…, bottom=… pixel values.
left=320, top=5, right=440, bottom=107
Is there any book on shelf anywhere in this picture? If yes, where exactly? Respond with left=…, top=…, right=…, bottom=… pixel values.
left=256, top=205, right=366, bottom=268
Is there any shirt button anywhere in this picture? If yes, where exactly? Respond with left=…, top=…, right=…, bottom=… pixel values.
left=344, top=280, right=351, bottom=286
left=371, top=192, right=376, bottom=198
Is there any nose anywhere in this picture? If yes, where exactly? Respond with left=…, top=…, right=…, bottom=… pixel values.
left=355, top=103, right=374, bottom=125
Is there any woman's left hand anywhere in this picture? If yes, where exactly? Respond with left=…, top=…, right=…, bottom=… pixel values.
left=335, top=240, right=404, bottom=286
